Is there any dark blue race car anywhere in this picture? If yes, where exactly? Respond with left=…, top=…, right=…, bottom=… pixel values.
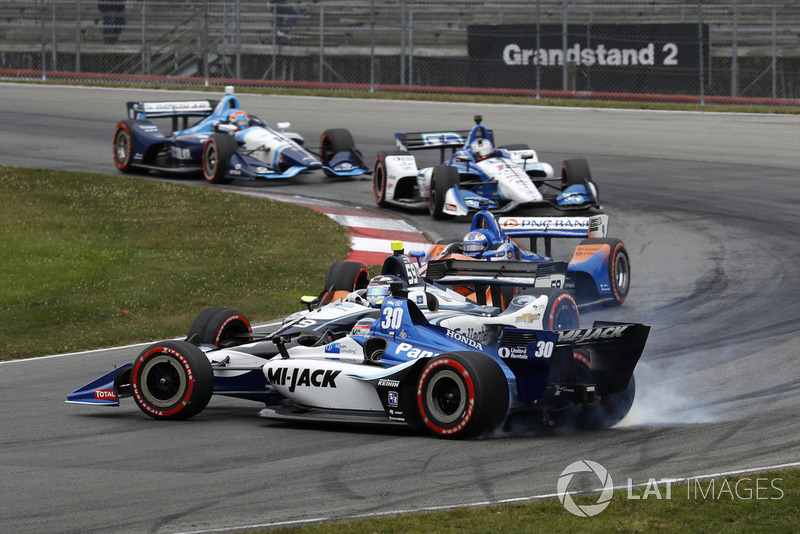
left=112, top=86, right=369, bottom=183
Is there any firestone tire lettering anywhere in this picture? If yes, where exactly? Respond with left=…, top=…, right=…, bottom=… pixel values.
left=412, top=352, right=509, bottom=439
left=131, top=340, right=214, bottom=420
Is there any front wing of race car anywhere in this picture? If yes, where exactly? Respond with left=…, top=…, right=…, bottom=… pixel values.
left=224, top=146, right=370, bottom=180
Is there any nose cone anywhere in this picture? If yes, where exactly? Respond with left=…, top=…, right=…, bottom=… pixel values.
left=279, top=146, right=320, bottom=171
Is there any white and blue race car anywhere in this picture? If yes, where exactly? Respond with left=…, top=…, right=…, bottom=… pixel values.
left=112, top=86, right=369, bottom=183
left=67, top=250, right=648, bottom=438
left=372, top=115, right=599, bottom=218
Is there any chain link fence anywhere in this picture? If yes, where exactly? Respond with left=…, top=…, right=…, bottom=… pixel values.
left=2, top=1, right=799, bottom=105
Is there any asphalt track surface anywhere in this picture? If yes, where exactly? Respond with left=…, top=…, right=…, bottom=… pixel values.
left=2, top=84, right=800, bottom=533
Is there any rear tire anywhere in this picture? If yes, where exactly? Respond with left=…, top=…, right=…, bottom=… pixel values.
left=373, top=151, right=407, bottom=207
left=429, top=165, right=459, bottom=219
left=186, top=307, right=252, bottom=347
left=131, top=341, right=214, bottom=420
left=519, top=288, right=580, bottom=330
left=411, top=352, right=509, bottom=439
left=319, top=261, right=370, bottom=304
left=577, top=238, right=630, bottom=305
left=113, top=120, right=139, bottom=173
left=202, top=133, right=237, bottom=184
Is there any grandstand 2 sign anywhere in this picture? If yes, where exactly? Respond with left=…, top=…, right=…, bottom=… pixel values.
left=467, top=23, right=709, bottom=95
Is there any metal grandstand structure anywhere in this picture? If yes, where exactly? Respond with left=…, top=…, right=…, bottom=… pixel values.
left=2, top=1, right=799, bottom=103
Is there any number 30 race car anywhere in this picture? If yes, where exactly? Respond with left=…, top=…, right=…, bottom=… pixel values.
left=112, top=86, right=369, bottom=184
left=67, top=257, right=649, bottom=438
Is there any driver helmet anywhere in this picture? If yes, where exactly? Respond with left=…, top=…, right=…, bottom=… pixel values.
left=226, top=109, right=249, bottom=130
left=470, top=138, right=493, bottom=161
left=365, top=275, right=406, bottom=307
left=461, top=231, right=489, bottom=258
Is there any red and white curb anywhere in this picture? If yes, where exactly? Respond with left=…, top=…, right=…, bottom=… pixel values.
left=220, top=188, right=432, bottom=265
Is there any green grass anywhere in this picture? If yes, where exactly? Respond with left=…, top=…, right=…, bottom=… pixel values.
left=0, top=166, right=350, bottom=360
left=268, top=468, right=800, bottom=533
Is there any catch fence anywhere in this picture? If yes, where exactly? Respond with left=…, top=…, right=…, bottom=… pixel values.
left=2, top=1, right=799, bottom=105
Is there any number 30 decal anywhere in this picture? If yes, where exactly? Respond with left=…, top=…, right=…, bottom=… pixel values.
left=534, top=341, right=554, bottom=358
left=381, top=307, right=404, bottom=329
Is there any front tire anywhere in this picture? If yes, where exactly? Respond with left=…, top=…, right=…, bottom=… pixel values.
left=131, top=341, right=214, bottom=420
left=561, top=158, right=592, bottom=188
left=202, top=133, right=237, bottom=184
left=411, top=352, right=509, bottom=439
left=320, top=128, right=356, bottom=176
left=429, top=165, right=459, bottom=219
left=113, top=120, right=139, bottom=173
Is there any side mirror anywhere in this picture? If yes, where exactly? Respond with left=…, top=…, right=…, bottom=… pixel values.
left=300, top=295, right=319, bottom=311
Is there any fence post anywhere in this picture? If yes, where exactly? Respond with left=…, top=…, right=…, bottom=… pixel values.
left=535, top=0, right=540, bottom=99
left=400, top=0, right=406, bottom=85
left=76, top=0, right=82, bottom=72
left=369, top=0, right=375, bottom=91
left=272, top=0, right=278, bottom=80
left=561, top=0, right=567, bottom=92
left=236, top=0, right=241, bottom=79
left=51, top=1, right=57, bottom=71
left=40, top=0, right=46, bottom=80
left=204, top=0, right=209, bottom=86
left=771, top=6, right=777, bottom=99
left=731, top=0, right=738, bottom=97
left=319, top=5, right=325, bottom=84
left=408, top=8, right=414, bottom=85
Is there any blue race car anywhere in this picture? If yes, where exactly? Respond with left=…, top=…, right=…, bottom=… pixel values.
left=373, top=115, right=599, bottom=218
left=112, top=86, right=369, bottom=183
left=67, top=285, right=649, bottom=438
left=418, top=208, right=630, bottom=307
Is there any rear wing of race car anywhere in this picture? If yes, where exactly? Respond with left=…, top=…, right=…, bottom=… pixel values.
left=498, top=214, right=609, bottom=256
left=425, top=258, right=568, bottom=305
left=500, top=321, right=650, bottom=403
left=395, top=128, right=495, bottom=159
left=126, top=99, right=218, bottom=131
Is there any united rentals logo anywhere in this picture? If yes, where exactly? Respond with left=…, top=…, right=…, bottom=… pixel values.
left=557, top=460, right=614, bottom=517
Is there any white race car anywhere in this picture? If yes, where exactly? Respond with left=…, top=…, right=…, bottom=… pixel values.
left=372, top=115, right=599, bottom=218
